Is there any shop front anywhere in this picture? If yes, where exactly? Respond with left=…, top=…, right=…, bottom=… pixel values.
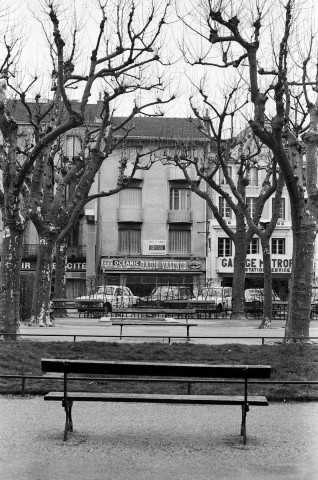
left=100, top=256, right=206, bottom=296
left=217, top=255, right=292, bottom=299
left=20, top=259, right=87, bottom=298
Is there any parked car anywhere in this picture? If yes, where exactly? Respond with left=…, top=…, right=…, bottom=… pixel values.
left=76, top=285, right=138, bottom=313
left=194, top=286, right=232, bottom=313
left=137, top=285, right=193, bottom=307
left=244, top=288, right=280, bottom=313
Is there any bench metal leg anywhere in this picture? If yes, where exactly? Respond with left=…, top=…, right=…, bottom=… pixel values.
left=186, top=326, right=190, bottom=341
left=241, top=403, right=249, bottom=444
left=62, top=399, right=73, bottom=441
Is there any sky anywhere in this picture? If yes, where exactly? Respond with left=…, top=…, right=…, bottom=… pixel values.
left=5, top=0, right=318, bottom=121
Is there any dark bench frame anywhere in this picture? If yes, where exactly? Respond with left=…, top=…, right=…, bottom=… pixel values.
left=41, top=359, right=271, bottom=444
left=110, top=320, right=198, bottom=340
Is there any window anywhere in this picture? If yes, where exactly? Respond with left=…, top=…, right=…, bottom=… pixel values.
left=65, top=136, right=81, bottom=157
left=247, top=238, right=259, bottom=254
left=246, top=197, right=257, bottom=219
left=169, top=227, right=191, bottom=254
left=118, top=225, right=141, bottom=254
left=218, top=238, right=232, bottom=257
left=272, top=198, right=286, bottom=220
left=170, top=188, right=191, bottom=210
left=219, top=197, right=232, bottom=219
left=119, top=187, right=142, bottom=207
left=272, top=238, right=285, bottom=254
left=219, top=166, right=232, bottom=185
left=250, top=167, right=258, bottom=186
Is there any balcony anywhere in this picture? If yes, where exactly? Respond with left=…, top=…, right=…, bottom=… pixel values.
left=167, top=210, right=193, bottom=223
left=167, top=165, right=185, bottom=181
left=117, top=207, right=143, bottom=222
left=22, top=244, right=87, bottom=259
left=22, top=244, right=39, bottom=258
left=67, top=245, right=87, bottom=258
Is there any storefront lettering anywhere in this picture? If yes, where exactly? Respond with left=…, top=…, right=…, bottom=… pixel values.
left=21, top=262, right=31, bottom=270
left=219, top=257, right=292, bottom=273
left=102, top=258, right=199, bottom=272
left=19, top=261, right=86, bottom=271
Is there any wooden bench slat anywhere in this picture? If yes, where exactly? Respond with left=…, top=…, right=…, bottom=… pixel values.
left=41, top=359, right=271, bottom=378
left=44, top=391, right=268, bottom=406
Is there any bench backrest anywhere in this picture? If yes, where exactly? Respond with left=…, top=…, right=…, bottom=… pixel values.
left=113, top=308, right=195, bottom=312
left=41, top=359, right=271, bottom=379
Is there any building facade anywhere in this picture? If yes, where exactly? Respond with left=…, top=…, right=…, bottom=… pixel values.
left=0, top=106, right=209, bottom=298
left=2, top=103, right=316, bottom=302
left=206, top=160, right=293, bottom=300
left=87, top=117, right=209, bottom=297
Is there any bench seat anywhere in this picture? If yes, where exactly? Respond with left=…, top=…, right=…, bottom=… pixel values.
left=45, top=391, right=268, bottom=405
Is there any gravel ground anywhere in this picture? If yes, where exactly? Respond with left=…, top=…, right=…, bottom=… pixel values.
left=1, top=396, right=318, bottom=480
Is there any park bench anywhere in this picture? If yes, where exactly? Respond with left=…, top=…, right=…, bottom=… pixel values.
left=110, top=320, right=198, bottom=340
left=50, top=299, right=81, bottom=320
left=41, top=358, right=271, bottom=444
left=51, top=298, right=108, bottom=319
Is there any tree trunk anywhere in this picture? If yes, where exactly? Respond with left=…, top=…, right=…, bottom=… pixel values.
left=231, top=236, right=247, bottom=319
left=54, top=242, right=68, bottom=315
left=259, top=238, right=272, bottom=329
left=30, top=237, right=55, bottom=327
left=285, top=223, right=316, bottom=340
left=0, top=227, right=23, bottom=338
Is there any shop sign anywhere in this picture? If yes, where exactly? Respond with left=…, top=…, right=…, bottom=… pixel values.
left=143, top=240, right=166, bottom=256
left=217, top=255, right=292, bottom=274
left=20, top=260, right=86, bottom=271
left=101, top=257, right=205, bottom=272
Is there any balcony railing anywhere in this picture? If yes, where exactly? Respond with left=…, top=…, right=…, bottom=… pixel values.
left=167, top=210, right=193, bottom=223
left=22, top=244, right=39, bottom=258
left=67, top=245, right=87, bottom=258
left=22, top=244, right=86, bottom=258
left=117, top=207, right=143, bottom=222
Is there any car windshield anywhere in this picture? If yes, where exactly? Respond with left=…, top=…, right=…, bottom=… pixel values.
left=200, top=287, right=232, bottom=297
left=245, top=289, right=280, bottom=301
left=148, top=287, right=190, bottom=299
left=96, top=286, right=116, bottom=295
left=200, top=288, right=222, bottom=296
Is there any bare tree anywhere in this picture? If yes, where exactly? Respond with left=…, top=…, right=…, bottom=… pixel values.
left=0, top=0, right=172, bottom=334
left=178, top=0, right=318, bottom=340
left=166, top=110, right=283, bottom=321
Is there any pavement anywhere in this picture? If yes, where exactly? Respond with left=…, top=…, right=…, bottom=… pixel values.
left=18, top=315, right=318, bottom=345
left=1, top=396, right=318, bottom=480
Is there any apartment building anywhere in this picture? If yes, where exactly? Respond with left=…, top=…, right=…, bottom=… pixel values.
left=0, top=104, right=209, bottom=297
left=88, top=117, right=209, bottom=297
left=206, top=159, right=293, bottom=299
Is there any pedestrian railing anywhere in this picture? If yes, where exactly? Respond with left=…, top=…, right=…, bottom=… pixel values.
left=1, top=373, right=318, bottom=397
left=1, top=332, right=318, bottom=345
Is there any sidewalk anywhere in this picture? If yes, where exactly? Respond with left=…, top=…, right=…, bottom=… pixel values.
left=18, top=316, right=318, bottom=345
left=1, top=396, right=318, bottom=480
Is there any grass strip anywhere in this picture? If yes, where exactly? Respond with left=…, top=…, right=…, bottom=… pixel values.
left=0, top=341, right=317, bottom=401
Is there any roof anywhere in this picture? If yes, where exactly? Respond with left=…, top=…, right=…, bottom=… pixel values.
left=111, top=116, right=208, bottom=141
left=6, top=100, right=208, bottom=142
